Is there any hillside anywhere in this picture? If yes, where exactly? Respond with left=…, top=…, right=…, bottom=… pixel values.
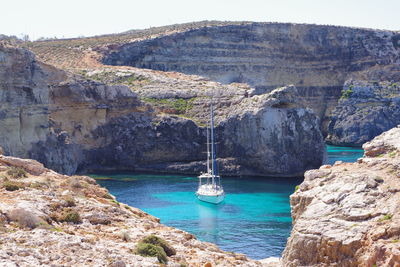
left=28, top=21, right=250, bottom=70
left=28, top=21, right=400, bottom=145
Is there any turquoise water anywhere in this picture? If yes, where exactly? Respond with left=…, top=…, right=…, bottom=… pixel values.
left=94, top=145, right=363, bottom=260
left=326, top=145, right=364, bottom=165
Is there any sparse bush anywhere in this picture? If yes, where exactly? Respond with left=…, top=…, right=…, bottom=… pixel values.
left=389, top=151, right=397, bottom=158
left=62, top=196, right=76, bottom=207
left=69, top=178, right=83, bottom=189
left=135, top=242, right=168, bottom=264
left=294, top=185, right=300, bottom=192
left=382, top=214, right=393, bottom=221
left=86, top=213, right=111, bottom=225
left=6, top=167, right=27, bottom=179
left=7, top=208, right=43, bottom=229
left=63, top=211, right=81, bottom=223
left=140, top=235, right=176, bottom=256
left=3, top=181, right=22, bottom=191
left=50, top=208, right=82, bottom=224
left=340, top=89, right=353, bottom=99
left=29, top=182, right=48, bottom=189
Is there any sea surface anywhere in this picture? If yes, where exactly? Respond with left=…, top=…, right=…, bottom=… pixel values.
left=94, top=145, right=364, bottom=260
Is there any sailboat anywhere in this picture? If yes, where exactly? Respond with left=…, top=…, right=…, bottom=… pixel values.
left=196, top=102, right=225, bottom=204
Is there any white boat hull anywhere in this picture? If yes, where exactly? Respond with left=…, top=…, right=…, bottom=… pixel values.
left=196, top=192, right=225, bottom=204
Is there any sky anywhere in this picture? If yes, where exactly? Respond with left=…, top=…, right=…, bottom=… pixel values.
left=1, top=0, right=399, bottom=40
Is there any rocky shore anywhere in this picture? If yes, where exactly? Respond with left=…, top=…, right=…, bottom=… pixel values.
left=0, top=152, right=266, bottom=266
left=282, top=126, right=400, bottom=266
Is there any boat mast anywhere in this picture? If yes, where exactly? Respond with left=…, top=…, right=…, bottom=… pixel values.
left=210, top=99, right=216, bottom=185
left=206, top=124, right=210, bottom=175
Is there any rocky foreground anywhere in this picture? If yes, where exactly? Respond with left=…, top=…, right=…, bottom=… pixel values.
left=282, top=126, right=400, bottom=266
left=0, top=152, right=267, bottom=266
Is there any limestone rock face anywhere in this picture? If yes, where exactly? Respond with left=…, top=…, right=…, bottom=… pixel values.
left=80, top=85, right=325, bottom=177
left=102, top=23, right=400, bottom=131
left=282, top=126, right=400, bottom=266
left=327, top=77, right=400, bottom=146
left=0, top=44, right=143, bottom=174
left=218, top=85, right=325, bottom=176
left=0, top=44, right=325, bottom=176
left=0, top=44, right=50, bottom=158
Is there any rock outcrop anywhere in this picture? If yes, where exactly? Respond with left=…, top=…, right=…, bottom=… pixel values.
left=218, top=85, right=325, bottom=176
left=0, top=154, right=263, bottom=266
left=100, top=23, right=400, bottom=132
left=327, top=75, right=400, bottom=146
left=29, top=22, right=400, bottom=144
left=282, top=126, right=400, bottom=266
left=82, top=85, right=325, bottom=177
left=0, top=44, right=50, bottom=158
left=0, top=44, right=325, bottom=176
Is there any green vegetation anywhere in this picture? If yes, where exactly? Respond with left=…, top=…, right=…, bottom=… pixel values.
left=294, top=185, right=300, bottom=192
left=379, top=213, right=393, bottom=222
left=135, top=235, right=176, bottom=263
left=340, top=88, right=353, bottom=99
left=141, top=97, right=195, bottom=114
left=388, top=151, right=396, bottom=158
left=61, top=210, right=81, bottom=223
left=50, top=208, right=82, bottom=224
left=111, top=199, right=120, bottom=206
left=135, top=243, right=168, bottom=264
left=3, top=181, right=23, bottom=191
left=6, top=167, right=27, bottom=179
left=50, top=227, right=64, bottom=232
left=140, top=235, right=176, bottom=256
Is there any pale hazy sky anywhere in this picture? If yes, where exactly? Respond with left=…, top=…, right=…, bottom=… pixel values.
left=1, top=0, right=399, bottom=40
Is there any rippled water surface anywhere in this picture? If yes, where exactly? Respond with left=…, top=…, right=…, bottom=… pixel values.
left=93, top=145, right=363, bottom=259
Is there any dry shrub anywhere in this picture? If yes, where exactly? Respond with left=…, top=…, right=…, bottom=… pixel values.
left=86, top=213, right=111, bottom=225
left=50, top=207, right=82, bottom=224
left=62, top=196, right=76, bottom=207
left=69, top=178, right=83, bottom=189
left=7, top=167, right=27, bottom=179
left=7, top=208, right=44, bottom=229
left=119, top=230, right=131, bottom=242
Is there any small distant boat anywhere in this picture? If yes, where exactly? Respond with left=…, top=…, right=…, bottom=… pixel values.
left=196, top=101, right=225, bottom=204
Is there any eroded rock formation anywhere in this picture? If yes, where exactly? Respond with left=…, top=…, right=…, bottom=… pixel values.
left=29, top=22, right=400, bottom=145
left=327, top=72, right=400, bottom=146
left=0, top=44, right=325, bottom=176
left=101, top=23, right=400, bottom=133
left=282, top=126, right=400, bottom=266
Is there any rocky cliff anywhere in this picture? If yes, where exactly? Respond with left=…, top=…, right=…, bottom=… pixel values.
left=0, top=153, right=263, bottom=266
left=29, top=22, right=400, bottom=144
left=326, top=69, right=400, bottom=146
left=83, top=84, right=325, bottom=177
left=0, top=44, right=325, bottom=176
left=282, top=126, right=400, bottom=266
left=100, top=22, right=400, bottom=133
